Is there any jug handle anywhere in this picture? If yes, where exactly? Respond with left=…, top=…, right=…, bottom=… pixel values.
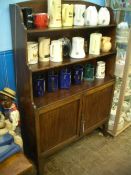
left=62, top=6, right=66, bottom=22
left=50, top=43, right=54, bottom=58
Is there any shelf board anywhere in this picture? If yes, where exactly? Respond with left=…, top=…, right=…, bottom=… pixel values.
left=33, top=76, right=115, bottom=109
left=108, top=121, right=131, bottom=137
left=27, top=24, right=116, bottom=34
left=28, top=51, right=116, bottom=73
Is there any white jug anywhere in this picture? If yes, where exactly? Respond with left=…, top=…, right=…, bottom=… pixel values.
left=84, top=6, right=98, bottom=26
left=50, top=40, right=63, bottom=62
left=74, top=4, right=86, bottom=26
left=48, top=0, right=62, bottom=28
left=62, top=4, right=74, bottom=27
left=38, top=37, right=50, bottom=62
left=98, top=7, right=110, bottom=25
left=89, top=33, right=102, bottom=55
left=70, top=37, right=85, bottom=59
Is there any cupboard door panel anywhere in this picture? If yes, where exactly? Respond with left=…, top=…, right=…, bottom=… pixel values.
left=39, top=99, right=81, bottom=153
left=82, top=85, right=114, bottom=133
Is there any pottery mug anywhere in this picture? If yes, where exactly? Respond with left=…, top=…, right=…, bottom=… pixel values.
left=27, top=42, right=38, bottom=64
left=38, top=37, right=50, bottom=62
left=73, top=65, right=84, bottom=84
left=34, top=13, right=48, bottom=28
left=47, top=71, right=58, bottom=92
left=33, top=77, right=45, bottom=97
left=59, top=68, right=71, bottom=89
left=21, top=7, right=34, bottom=29
left=84, top=63, right=95, bottom=81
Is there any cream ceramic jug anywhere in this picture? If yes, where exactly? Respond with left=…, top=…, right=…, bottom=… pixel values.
left=101, top=36, right=112, bottom=53
left=84, top=6, right=98, bottom=26
left=89, top=33, right=102, bottom=55
left=38, top=37, right=50, bottom=62
left=98, top=7, right=110, bottom=25
left=50, top=40, right=63, bottom=62
left=62, top=4, right=74, bottom=27
left=48, top=0, right=62, bottom=28
left=74, top=4, right=86, bottom=26
left=70, top=37, right=85, bottom=59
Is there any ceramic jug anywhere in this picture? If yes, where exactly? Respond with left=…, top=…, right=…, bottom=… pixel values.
left=62, top=4, right=74, bottom=27
left=98, top=7, right=110, bottom=25
left=96, top=61, right=106, bottom=79
left=84, top=6, right=98, bottom=26
left=27, top=42, right=38, bottom=64
left=50, top=40, right=63, bottom=62
left=89, top=33, right=102, bottom=55
left=101, top=36, right=112, bottom=53
left=70, top=37, right=85, bottom=59
left=48, top=0, right=62, bottom=28
left=38, top=37, right=50, bottom=62
left=74, top=4, right=86, bottom=26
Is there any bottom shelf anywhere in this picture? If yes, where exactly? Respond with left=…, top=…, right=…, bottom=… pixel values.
left=34, top=76, right=115, bottom=109
left=108, top=121, right=131, bottom=136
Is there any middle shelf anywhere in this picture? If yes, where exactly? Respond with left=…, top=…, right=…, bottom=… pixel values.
left=28, top=50, right=116, bottom=72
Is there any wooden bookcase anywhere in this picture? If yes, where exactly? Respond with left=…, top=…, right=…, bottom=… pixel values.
left=10, top=0, right=116, bottom=174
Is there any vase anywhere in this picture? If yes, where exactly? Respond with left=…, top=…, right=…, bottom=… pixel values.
left=101, top=36, right=112, bottom=53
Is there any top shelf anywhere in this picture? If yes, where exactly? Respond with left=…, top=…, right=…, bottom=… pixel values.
left=27, top=24, right=116, bottom=34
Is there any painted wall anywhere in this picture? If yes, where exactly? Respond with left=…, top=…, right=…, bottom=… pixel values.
left=0, top=0, right=105, bottom=91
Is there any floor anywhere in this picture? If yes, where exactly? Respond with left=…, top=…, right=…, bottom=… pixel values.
left=44, top=127, right=131, bottom=175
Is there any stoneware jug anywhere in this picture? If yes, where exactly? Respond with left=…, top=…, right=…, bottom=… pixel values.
left=89, top=33, right=102, bottom=55
left=50, top=40, right=63, bottom=62
left=27, top=41, right=38, bottom=64
left=48, top=0, right=62, bottom=27
left=84, top=6, right=98, bottom=26
left=74, top=4, right=86, bottom=26
left=62, top=4, right=74, bottom=27
left=98, top=7, right=110, bottom=25
left=70, top=37, right=85, bottom=59
left=101, top=36, right=112, bottom=53
left=38, top=37, right=50, bottom=62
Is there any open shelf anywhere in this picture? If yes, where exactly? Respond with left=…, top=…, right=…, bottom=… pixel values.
left=33, top=76, right=115, bottom=109
left=28, top=51, right=116, bottom=73
left=27, top=24, right=116, bottom=34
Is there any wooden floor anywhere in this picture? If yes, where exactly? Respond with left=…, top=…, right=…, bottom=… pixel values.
left=43, top=127, right=131, bottom=175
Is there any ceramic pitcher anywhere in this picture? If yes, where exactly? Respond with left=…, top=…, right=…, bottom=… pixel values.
left=38, top=37, right=50, bottom=62
left=48, top=0, right=62, bottom=27
left=101, top=36, right=112, bottom=53
left=84, top=6, right=98, bottom=26
left=50, top=40, right=63, bottom=62
left=62, top=4, right=74, bottom=27
left=74, top=4, right=86, bottom=26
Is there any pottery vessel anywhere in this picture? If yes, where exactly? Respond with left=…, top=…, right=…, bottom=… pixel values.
left=101, top=36, right=112, bottom=53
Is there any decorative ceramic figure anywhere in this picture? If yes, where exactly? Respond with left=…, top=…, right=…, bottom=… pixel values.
left=0, top=87, right=23, bottom=148
left=84, top=6, right=98, bottom=26
left=98, top=7, right=110, bottom=25
left=101, top=36, right=112, bottom=53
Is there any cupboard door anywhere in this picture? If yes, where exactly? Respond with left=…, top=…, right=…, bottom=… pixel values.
left=38, top=97, right=81, bottom=154
left=82, top=84, right=114, bottom=134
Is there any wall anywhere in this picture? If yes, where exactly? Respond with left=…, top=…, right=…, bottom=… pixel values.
left=0, top=0, right=105, bottom=91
